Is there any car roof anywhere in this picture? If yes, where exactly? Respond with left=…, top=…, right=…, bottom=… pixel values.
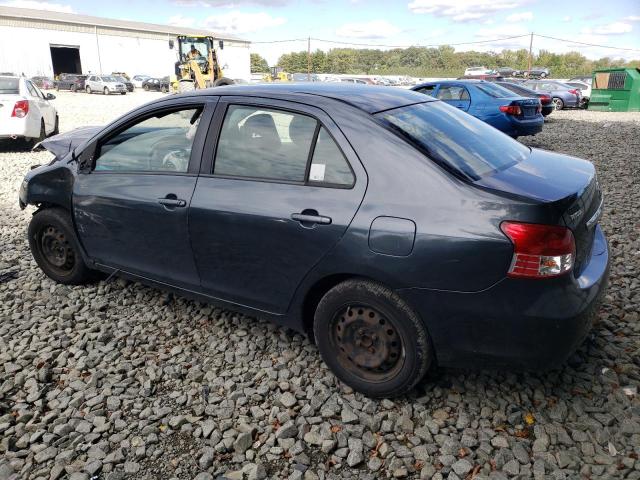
left=179, top=83, right=435, bottom=114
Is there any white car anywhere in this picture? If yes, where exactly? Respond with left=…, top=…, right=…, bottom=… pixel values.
left=0, top=75, right=58, bottom=144
left=463, top=66, right=494, bottom=76
left=131, top=75, right=151, bottom=88
left=85, top=75, right=127, bottom=95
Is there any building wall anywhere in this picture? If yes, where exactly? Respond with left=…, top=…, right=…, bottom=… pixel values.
left=0, top=23, right=250, bottom=80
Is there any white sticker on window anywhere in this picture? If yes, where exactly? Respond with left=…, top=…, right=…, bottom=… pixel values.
left=309, top=163, right=326, bottom=181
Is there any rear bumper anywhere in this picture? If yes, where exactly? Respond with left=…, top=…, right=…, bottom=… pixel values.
left=0, top=117, right=38, bottom=139
left=508, top=115, right=544, bottom=136
left=398, top=225, right=609, bottom=370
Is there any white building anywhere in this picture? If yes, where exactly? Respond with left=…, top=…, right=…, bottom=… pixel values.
left=0, top=6, right=250, bottom=81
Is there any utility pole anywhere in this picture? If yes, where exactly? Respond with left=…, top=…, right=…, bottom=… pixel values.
left=527, top=32, right=533, bottom=76
left=307, top=37, right=311, bottom=81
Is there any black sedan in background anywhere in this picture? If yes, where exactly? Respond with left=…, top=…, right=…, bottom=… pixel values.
left=55, top=74, right=87, bottom=92
left=114, top=75, right=134, bottom=92
left=19, top=84, right=608, bottom=397
left=496, top=81, right=555, bottom=116
left=142, top=77, right=170, bottom=93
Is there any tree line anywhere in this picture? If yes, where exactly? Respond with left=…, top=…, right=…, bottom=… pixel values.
left=251, top=47, right=638, bottom=78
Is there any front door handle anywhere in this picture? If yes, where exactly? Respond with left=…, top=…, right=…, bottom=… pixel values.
left=291, top=210, right=332, bottom=226
left=158, top=197, right=186, bottom=208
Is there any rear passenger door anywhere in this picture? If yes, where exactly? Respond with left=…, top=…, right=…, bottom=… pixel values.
left=189, top=97, right=367, bottom=314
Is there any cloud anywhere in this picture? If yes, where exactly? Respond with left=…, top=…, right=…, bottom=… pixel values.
left=201, top=11, right=286, bottom=35
left=506, top=11, right=533, bottom=22
left=335, top=20, right=401, bottom=39
left=582, top=22, right=633, bottom=35
left=408, top=0, right=520, bottom=22
left=624, top=15, right=640, bottom=21
left=0, top=0, right=74, bottom=12
left=168, top=15, right=196, bottom=27
left=173, top=0, right=288, bottom=6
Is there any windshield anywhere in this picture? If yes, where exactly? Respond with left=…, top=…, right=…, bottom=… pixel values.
left=377, top=101, right=529, bottom=180
left=475, top=82, right=517, bottom=98
left=0, top=76, right=19, bottom=94
left=102, top=76, right=117, bottom=82
left=115, top=76, right=127, bottom=82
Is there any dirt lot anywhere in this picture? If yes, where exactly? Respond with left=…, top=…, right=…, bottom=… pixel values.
left=1, top=91, right=639, bottom=480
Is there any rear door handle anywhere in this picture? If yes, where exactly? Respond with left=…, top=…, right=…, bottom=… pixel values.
left=157, top=197, right=186, bottom=208
left=291, top=212, right=332, bottom=225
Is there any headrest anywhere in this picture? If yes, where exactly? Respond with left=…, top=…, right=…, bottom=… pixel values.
left=242, top=114, right=281, bottom=150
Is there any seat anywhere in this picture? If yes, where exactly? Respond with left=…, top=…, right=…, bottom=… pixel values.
left=242, top=114, right=282, bottom=150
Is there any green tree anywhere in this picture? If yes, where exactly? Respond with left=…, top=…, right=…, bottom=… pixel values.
left=250, top=53, right=269, bottom=73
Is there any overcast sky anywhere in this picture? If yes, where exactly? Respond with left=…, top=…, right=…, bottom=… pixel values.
left=3, top=0, right=639, bottom=64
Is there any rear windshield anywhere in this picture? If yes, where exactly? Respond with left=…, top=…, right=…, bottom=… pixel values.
left=377, top=101, right=529, bottom=180
left=498, top=83, right=536, bottom=96
left=0, top=77, right=19, bottom=94
left=475, top=82, right=516, bottom=98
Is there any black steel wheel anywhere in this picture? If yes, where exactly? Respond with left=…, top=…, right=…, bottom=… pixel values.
left=330, top=305, right=404, bottom=383
left=28, top=208, right=96, bottom=285
left=314, top=279, right=433, bottom=398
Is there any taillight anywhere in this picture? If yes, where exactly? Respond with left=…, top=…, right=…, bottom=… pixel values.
left=500, top=221, right=575, bottom=278
left=568, top=89, right=578, bottom=95
left=539, top=94, right=551, bottom=104
left=11, top=100, right=29, bottom=118
left=499, top=105, right=521, bottom=115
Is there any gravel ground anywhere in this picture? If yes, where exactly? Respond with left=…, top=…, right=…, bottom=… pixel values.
left=1, top=92, right=639, bottom=480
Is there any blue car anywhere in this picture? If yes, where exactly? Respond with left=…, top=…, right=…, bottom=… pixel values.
left=20, top=84, right=608, bottom=397
left=412, top=80, right=544, bottom=138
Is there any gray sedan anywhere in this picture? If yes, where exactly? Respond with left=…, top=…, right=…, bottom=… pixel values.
left=523, top=80, right=581, bottom=110
left=19, top=84, right=608, bottom=397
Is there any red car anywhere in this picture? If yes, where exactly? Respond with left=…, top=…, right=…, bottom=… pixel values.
left=31, top=76, right=55, bottom=90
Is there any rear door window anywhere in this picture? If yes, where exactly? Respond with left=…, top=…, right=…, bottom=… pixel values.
left=214, top=105, right=354, bottom=186
left=436, top=86, right=470, bottom=100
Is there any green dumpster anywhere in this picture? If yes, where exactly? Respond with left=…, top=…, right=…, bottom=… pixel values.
left=588, top=68, right=640, bottom=112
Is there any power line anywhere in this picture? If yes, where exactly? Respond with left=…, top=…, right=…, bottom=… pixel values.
left=534, top=34, right=640, bottom=52
left=251, top=38, right=307, bottom=44
left=309, top=34, right=530, bottom=49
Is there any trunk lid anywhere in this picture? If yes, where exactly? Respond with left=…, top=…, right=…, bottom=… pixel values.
left=477, top=148, right=602, bottom=275
left=508, top=97, right=540, bottom=118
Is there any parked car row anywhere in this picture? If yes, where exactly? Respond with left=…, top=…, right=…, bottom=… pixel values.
left=0, top=75, right=58, bottom=145
left=464, top=66, right=551, bottom=78
left=27, top=73, right=172, bottom=95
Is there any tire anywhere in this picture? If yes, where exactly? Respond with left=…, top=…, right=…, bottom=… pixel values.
left=86, top=86, right=91, bottom=94
left=144, top=84, right=150, bottom=91
left=28, top=208, right=96, bottom=285
left=313, top=279, right=433, bottom=398
left=161, top=85, right=168, bottom=93
left=31, top=120, right=46, bottom=147
left=553, top=97, right=564, bottom=110
left=51, top=116, right=59, bottom=136
left=213, top=77, right=235, bottom=87
left=121, top=92, right=126, bottom=95
left=540, top=72, right=547, bottom=78
left=70, top=84, right=76, bottom=93
left=56, top=84, right=60, bottom=91
left=103, top=87, right=109, bottom=95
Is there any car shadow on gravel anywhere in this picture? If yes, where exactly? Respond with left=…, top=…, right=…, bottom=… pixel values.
left=0, top=139, right=34, bottom=153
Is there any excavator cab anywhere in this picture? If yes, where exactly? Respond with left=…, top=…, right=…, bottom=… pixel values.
left=175, top=35, right=234, bottom=92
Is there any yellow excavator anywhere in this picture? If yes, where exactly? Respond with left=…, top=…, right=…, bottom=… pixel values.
left=173, top=35, right=234, bottom=92
left=262, top=66, right=291, bottom=82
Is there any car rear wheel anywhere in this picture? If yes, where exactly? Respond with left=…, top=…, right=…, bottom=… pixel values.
left=70, top=84, right=76, bottom=92
left=51, top=116, right=59, bottom=136
left=553, top=97, right=564, bottom=110
left=144, top=84, right=150, bottom=91
left=314, top=279, right=433, bottom=398
left=86, top=86, right=91, bottom=94
left=28, top=208, right=96, bottom=285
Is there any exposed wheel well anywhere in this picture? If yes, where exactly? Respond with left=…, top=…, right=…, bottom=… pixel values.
left=301, top=273, right=375, bottom=338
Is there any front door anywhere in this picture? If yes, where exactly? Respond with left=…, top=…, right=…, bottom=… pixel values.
left=73, top=101, right=213, bottom=288
left=189, top=98, right=367, bottom=314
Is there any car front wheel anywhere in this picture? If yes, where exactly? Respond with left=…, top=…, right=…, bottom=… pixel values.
left=103, top=87, right=109, bottom=95
left=28, top=208, right=96, bottom=285
left=86, top=86, right=91, bottom=94
left=314, top=279, right=433, bottom=398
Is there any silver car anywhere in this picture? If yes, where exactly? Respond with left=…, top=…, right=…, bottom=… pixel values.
left=85, top=75, right=127, bottom=95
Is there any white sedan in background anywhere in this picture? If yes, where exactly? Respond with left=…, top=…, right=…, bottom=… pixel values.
left=0, top=76, right=58, bottom=145
left=131, top=75, right=151, bottom=88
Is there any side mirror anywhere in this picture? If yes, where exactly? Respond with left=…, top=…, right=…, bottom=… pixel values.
left=46, top=93, right=56, bottom=100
